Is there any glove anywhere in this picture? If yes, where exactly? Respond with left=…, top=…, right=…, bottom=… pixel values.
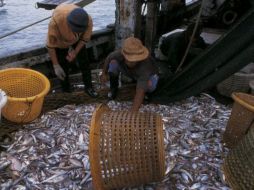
left=66, top=47, right=77, bottom=62
left=53, top=64, right=66, bottom=80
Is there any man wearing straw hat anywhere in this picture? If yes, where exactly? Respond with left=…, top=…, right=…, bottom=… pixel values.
left=46, top=4, right=98, bottom=97
left=101, top=37, right=159, bottom=111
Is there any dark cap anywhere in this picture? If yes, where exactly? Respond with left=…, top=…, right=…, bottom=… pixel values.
left=67, top=8, right=88, bottom=33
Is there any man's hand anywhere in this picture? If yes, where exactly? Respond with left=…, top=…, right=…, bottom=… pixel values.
left=53, top=64, right=66, bottom=80
left=131, top=88, right=145, bottom=112
left=66, top=49, right=77, bottom=62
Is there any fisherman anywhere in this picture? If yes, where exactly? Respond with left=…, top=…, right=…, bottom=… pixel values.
left=159, top=22, right=207, bottom=72
left=46, top=4, right=98, bottom=97
left=101, top=37, right=159, bottom=112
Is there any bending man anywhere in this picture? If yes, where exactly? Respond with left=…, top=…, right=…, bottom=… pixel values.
left=101, top=37, right=159, bottom=111
left=46, top=4, right=98, bottom=97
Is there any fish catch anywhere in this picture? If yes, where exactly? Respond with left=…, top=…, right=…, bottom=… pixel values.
left=0, top=94, right=231, bottom=189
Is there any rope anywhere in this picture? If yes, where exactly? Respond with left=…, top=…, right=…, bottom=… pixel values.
left=0, top=16, right=51, bottom=40
left=142, top=1, right=147, bottom=15
left=175, top=0, right=205, bottom=73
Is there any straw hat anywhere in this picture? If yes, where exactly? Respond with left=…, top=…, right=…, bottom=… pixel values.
left=121, top=37, right=149, bottom=62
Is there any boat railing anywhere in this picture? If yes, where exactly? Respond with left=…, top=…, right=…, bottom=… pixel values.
left=0, top=26, right=115, bottom=70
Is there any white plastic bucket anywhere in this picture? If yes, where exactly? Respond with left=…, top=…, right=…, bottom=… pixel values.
left=0, top=89, right=7, bottom=121
left=249, top=80, right=254, bottom=95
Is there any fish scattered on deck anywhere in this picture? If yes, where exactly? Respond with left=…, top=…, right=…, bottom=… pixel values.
left=0, top=94, right=231, bottom=189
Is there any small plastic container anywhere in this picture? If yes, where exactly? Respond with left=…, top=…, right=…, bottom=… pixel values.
left=0, top=89, right=7, bottom=122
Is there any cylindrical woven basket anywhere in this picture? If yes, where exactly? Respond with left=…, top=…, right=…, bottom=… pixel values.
left=223, top=93, right=254, bottom=148
left=89, top=104, right=165, bottom=190
left=217, top=72, right=254, bottom=97
left=0, top=68, right=50, bottom=123
left=223, top=126, right=254, bottom=190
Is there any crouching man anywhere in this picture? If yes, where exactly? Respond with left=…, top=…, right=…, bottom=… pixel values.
left=101, top=37, right=159, bottom=111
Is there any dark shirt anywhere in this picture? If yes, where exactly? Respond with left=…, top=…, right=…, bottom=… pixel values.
left=160, top=31, right=187, bottom=71
left=105, top=50, right=158, bottom=90
left=160, top=30, right=207, bottom=71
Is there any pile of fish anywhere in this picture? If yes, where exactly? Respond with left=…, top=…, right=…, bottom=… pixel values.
left=0, top=93, right=232, bottom=190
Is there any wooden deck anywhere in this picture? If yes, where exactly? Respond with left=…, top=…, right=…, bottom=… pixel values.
left=36, top=0, right=95, bottom=10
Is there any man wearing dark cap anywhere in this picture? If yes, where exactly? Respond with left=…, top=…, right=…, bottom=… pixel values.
left=46, top=4, right=98, bottom=97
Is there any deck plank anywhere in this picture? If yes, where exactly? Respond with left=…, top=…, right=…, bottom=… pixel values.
left=36, top=0, right=95, bottom=10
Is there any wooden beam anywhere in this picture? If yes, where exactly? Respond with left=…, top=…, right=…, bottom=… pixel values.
left=134, top=1, right=142, bottom=39
left=115, top=0, right=138, bottom=48
left=145, top=1, right=158, bottom=51
left=36, top=0, right=95, bottom=10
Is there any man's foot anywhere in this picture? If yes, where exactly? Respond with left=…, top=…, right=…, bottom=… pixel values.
left=85, top=87, right=98, bottom=98
left=108, top=87, right=118, bottom=100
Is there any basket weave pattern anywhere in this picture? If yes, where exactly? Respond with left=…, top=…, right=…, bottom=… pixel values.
left=223, top=126, right=254, bottom=190
left=223, top=93, right=254, bottom=148
left=89, top=104, right=165, bottom=190
left=217, top=72, right=254, bottom=97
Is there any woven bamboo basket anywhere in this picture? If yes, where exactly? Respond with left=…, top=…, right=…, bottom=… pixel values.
left=223, top=126, right=254, bottom=190
left=89, top=104, right=165, bottom=190
left=217, top=72, right=254, bottom=97
left=223, top=93, right=254, bottom=148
